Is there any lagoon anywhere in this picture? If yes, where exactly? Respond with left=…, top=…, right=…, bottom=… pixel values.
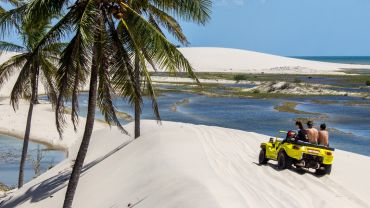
left=64, top=92, right=370, bottom=156
left=0, top=134, right=65, bottom=187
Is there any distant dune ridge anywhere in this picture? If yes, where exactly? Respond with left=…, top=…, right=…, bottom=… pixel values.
left=176, top=47, right=370, bottom=74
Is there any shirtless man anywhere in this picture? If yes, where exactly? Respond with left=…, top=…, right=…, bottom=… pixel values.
left=306, top=121, right=318, bottom=144
left=318, top=123, right=329, bottom=146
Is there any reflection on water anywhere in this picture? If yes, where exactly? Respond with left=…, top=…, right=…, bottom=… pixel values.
left=0, top=135, right=65, bottom=187
left=59, top=92, right=370, bottom=156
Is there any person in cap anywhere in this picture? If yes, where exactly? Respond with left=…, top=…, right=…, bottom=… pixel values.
left=295, top=121, right=308, bottom=142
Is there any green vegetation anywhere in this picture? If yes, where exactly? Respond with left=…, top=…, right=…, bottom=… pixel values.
left=293, top=78, right=302, bottom=83
left=170, top=98, right=190, bottom=112
left=233, top=74, right=248, bottom=82
left=366, top=80, right=370, bottom=86
left=116, top=111, right=133, bottom=122
left=152, top=72, right=370, bottom=88
left=274, top=102, right=318, bottom=115
left=0, top=182, right=10, bottom=192
left=295, top=115, right=329, bottom=123
left=272, top=102, right=330, bottom=124
left=311, top=99, right=370, bottom=108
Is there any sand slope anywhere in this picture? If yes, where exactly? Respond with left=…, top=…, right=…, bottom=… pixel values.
left=176, top=47, right=370, bottom=74
left=1, top=120, right=370, bottom=208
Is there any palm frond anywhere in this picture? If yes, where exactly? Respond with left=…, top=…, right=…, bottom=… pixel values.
left=39, top=55, right=58, bottom=107
left=96, top=30, right=126, bottom=133
left=27, top=3, right=88, bottom=54
left=104, top=11, right=140, bottom=107
left=140, top=58, right=161, bottom=121
left=55, top=30, right=91, bottom=135
left=0, top=41, right=25, bottom=53
left=25, top=0, right=67, bottom=26
left=151, top=0, right=212, bottom=25
left=0, top=0, right=22, bottom=7
left=0, top=4, right=27, bottom=37
left=148, top=5, right=189, bottom=45
left=10, top=58, right=32, bottom=109
left=0, top=53, right=28, bottom=89
left=118, top=14, right=161, bottom=120
left=120, top=4, right=199, bottom=82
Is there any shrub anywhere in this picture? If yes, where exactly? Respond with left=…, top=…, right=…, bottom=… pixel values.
left=366, top=80, right=370, bottom=86
left=293, top=78, right=302, bottom=83
left=233, top=74, right=248, bottom=82
left=280, top=83, right=291, bottom=90
left=252, top=89, right=260, bottom=94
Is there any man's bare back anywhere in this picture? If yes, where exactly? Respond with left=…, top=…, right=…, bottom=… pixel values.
left=318, top=123, right=329, bottom=146
left=318, top=130, right=329, bottom=146
left=306, top=128, right=318, bottom=143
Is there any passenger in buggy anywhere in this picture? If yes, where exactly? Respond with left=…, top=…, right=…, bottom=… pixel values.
left=295, top=121, right=308, bottom=142
left=318, top=123, right=329, bottom=147
left=306, top=121, right=318, bottom=144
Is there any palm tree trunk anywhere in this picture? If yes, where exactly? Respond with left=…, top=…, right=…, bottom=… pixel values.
left=62, top=55, right=99, bottom=208
left=17, top=99, right=34, bottom=188
left=33, top=67, right=40, bottom=104
left=18, top=68, right=38, bottom=188
left=134, top=55, right=141, bottom=139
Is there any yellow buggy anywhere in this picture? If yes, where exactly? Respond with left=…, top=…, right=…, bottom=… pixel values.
left=259, top=130, right=334, bottom=175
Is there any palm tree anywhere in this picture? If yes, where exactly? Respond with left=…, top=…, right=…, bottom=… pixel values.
left=127, top=1, right=211, bottom=138
left=0, top=3, right=60, bottom=188
left=25, top=0, right=211, bottom=207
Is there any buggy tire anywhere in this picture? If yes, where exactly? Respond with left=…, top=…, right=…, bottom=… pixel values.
left=259, top=149, right=268, bottom=165
left=316, top=164, right=332, bottom=175
left=277, top=151, right=292, bottom=170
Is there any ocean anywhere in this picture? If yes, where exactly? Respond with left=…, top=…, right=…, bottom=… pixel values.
left=291, top=56, right=370, bottom=65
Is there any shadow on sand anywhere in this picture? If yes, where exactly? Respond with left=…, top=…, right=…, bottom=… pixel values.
left=252, top=161, right=326, bottom=178
left=0, top=141, right=132, bottom=208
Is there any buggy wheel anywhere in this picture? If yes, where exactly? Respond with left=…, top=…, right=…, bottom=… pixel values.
left=277, top=151, right=292, bottom=170
left=316, top=164, right=332, bottom=175
left=325, top=164, right=332, bottom=175
left=259, top=149, right=268, bottom=165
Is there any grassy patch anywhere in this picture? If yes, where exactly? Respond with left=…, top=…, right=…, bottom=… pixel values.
left=116, top=111, right=133, bottom=122
left=170, top=98, right=190, bottom=112
left=233, top=74, right=249, bottom=82
left=152, top=72, right=370, bottom=87
left=311, top=99, right=370, bottom=108
left=294, top=115, right=329, bottom=123
left=274, top=102, right=318, bottom=115
left=0, top=182, right=10, bottom=192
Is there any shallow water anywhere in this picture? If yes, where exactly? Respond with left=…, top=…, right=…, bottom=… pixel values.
left=60, top=92, right=370, bottom=156
left=0, top=134, right=65, bottom=187
left=292, top=56, right=370, bottom=65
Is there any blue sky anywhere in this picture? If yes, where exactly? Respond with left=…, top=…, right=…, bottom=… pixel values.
left=169, top=0, right=370, bottom=56
left=3, top=0, right=370, bottom=56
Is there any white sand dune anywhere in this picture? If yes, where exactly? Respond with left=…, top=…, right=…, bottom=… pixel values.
left=176, top=47, right=370, bottom=74
left=0, top=99, right=106, bottom=153
left=1, top=119, right=370, bottom=208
